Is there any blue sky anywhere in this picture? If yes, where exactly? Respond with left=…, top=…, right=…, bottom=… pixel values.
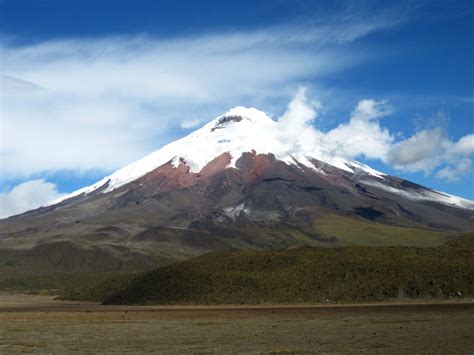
left=0, top=0, right=473, bottom=217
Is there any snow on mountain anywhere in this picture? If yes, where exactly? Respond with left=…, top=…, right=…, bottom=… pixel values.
left=45, top=106, right=473, bottom=210
left=361, top=180, right=474, bottom=210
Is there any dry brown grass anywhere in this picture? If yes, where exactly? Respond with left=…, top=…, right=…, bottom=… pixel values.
left=0, top=294, right=473, bottom=353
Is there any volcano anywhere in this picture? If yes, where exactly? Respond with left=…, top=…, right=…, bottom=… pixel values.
left=1, top=107, right=473, bottom=274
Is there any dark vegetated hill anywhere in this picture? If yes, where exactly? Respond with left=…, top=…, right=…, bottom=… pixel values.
left=59, top=233, right=474, bottom=304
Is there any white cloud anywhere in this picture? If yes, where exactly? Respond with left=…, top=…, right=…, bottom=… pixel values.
left=351, top=99, right=394, bottom=121
left=273, top=87, right=323, bottom=162
left=388, top=128, right=444, bottom=172
left=272, top=92, right=395, bottom=165
left=278, top=87, right=320, bottom=134
left=180, top=119, right=201, bottom=129
left=0, top=74, right=43, bottom=95
left=388, top=129, right=474, bottom=180
left=320, top=99, right=394, bottom=161
left=0, top=179, right=65, bottom=218
left=453, top=134, right=474, bottom=154
left=277, top=87, right=321, bottom=147
left=435, top=159, right=471, bottom=182
left=0, top=15, right=398, bottom=179
left=273, top=89, right=473, bottom=182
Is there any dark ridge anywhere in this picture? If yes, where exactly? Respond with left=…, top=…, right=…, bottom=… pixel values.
left=353, top=207, right=385, bottom=221
left=261, top=177, right=322, bottom=192
left=397, top=204, right=421, bottom=222
left=398, top=179, right=426, bottom=191
left=211, top=115, right=243, bottom=131
left=262, top=177, right=296, bottom=183
left=309, top=234, right=338, bottom=243
left=58, top=234, right=474, bottom=304
left=217, top=115, right=243, bottom=125
left=95, top=226, right=129, bottom=235
left=353, top=182, right=369, bottom=194
left=296, top=186, right=323, bottom=192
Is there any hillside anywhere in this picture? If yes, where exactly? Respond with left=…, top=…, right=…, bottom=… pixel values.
left=59, top=233, right=474, bottom=304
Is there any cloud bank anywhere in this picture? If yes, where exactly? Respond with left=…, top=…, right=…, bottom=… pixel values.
left=0, top=14, right=399, bottom=178
left=274, top=89, right=474, bottom=182
left=0, top=180, right=65, bottom=218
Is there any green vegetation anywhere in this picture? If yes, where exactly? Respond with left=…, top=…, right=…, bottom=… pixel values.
left=0, top=272, right=139, bottom=294
left=58, top=272, right=141, bottom=301
left=312, top=211, right=451, bottom=247
left=59, top=233, right=474, bottom=304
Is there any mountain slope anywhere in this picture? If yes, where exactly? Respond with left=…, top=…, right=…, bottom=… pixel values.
left=0, top=107, right=472, bottom=277
left=59, top=233, right=474, bottom=304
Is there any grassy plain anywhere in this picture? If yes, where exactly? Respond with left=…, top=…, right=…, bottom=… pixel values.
left=0, top=293, right=473, bottom=353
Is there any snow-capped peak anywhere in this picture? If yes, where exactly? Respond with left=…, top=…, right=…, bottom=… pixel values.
left=46, top=107, right=279, bottom=205
left=218, top=106, right=275, bottom=124
left=45, top=106, right=471, bottom=210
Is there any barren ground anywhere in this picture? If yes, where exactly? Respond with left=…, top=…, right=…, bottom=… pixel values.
left=0, top=293, right=473, bottom=353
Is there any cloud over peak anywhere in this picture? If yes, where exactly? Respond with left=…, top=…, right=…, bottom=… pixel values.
left=1, top=16, right=395, bottom=179
left=320, top=99, right=394, bottom=161
left=275, top=89, right=474, bottom=182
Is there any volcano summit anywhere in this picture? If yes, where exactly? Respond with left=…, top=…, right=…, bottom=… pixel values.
left=0, top=107, right=473, bottom=274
